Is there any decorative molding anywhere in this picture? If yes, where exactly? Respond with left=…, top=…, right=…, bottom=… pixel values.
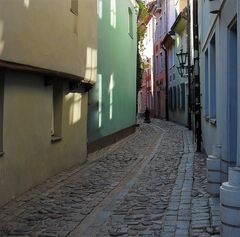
left=0, top=59, right=94, bottom=92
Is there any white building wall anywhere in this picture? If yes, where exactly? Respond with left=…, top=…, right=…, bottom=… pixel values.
left=199, top=0, right=238, bottom=177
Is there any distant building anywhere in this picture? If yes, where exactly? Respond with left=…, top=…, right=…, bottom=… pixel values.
left=168, top=1, right=189, bottom=126
left=0, top=0, right=97, bottom=206
left=138, top=0, right=156, bottom=117
left=153, top=0, right=168, bottom=119
left=88, top=0, right=138, bottom=152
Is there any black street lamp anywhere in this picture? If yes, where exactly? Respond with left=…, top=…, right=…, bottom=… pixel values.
left=176, top=49, right=188, bottom=67
left=177, top=66, right=184, bottom=77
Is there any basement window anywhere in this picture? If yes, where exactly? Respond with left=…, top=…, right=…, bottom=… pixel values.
left=71, top=0, right=78, bottom=16
left=51, top=82, right=63, bottom=143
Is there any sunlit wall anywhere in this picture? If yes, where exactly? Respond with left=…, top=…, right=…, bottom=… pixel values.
left=88, top=0, right=138, bottom=144
left=0, top=0, right=97, bottom=84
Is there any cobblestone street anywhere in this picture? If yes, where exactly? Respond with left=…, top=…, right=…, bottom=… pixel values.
left=0, top=120, right=220, bottom=237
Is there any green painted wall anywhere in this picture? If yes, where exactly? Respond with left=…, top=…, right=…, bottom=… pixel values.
left=88, top=0, right=138, bottom=143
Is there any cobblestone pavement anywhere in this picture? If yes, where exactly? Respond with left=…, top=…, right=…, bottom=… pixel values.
left=0, top=120, right=220, bottom=237
left=190, top=152, right=220, bottom=237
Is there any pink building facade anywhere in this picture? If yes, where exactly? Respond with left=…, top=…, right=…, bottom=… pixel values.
left=153, top=0, right=178, bottom=119
left=138, top=0, right=156, bottom=117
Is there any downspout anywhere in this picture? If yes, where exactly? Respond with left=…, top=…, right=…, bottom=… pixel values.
left=187, top=0, right=192, bottom=130
left=161, top=45, right=169, bottom=121
left=193, top=0, right=202, bottom=151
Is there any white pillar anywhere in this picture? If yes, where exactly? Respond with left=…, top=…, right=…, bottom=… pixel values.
left=220, top=167, right=240, bottom=236
left=207, top=144, right=221, bottom=196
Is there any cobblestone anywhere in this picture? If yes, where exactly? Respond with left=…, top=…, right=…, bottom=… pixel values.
left=0, top=119, right=221, bottom=237
left=190, top=151, right=220, bottom=237
left=0, top=123, right=161, bottom=237
left=80, top=120, right=185, bottom=236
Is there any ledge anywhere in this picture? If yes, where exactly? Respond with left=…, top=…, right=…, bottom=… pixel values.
left=128, top=33, right=133, bottom=39
left=0, top=59, right=94, bottom=92
left=88, top=125, right=136, bottom=154
left=51, top=136, right=62, bottom=143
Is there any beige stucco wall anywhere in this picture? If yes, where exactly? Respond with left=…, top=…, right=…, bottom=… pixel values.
left=0, top=0, right=97, bottom=83
left=0, top=70, right=88, bottom=206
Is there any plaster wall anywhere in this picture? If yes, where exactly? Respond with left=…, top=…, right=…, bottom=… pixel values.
left=88, top=0, right=137, bottom=143
left=169, top=27, right=188, bottom=125
left=0, top=0, right=97, bottom=83
left=0, top=70, right=87, bottom=206
left=199, top=0, right=237, bottom=158
left=143, top=18, right=155, bottom=113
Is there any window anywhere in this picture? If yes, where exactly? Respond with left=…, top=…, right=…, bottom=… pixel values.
left=71, top=0, right=78, bottom=15
left=177, top=85, right=180, bottom=108
left=173, top=46, right=176, bottom=66
left=204, top=49, right=209, bottom=117
left=209, top=35, right=216, bottom=119
left=168, top=87, right=172, bottom=110
left=0, top=70, right=4, bottom=155
left=181, top=83, right=185, bottom=111
left=169, top=49, right=172, bottom=68
left=128, top=8, right=133, bottom=38
left=228, top=19, right=238, bottom=162
left=159, top=16, right=163, bottom=37
left=169, top=88, right=172, bottom=110
left=148, top=22, right=151, bottom=42
left=173, top=86, right=177, bottom=110
left=51, top=82, right=63, bottom=142
left=160, top=52, right=164, bottom=71
left=156, top=56, right=159, bottom=75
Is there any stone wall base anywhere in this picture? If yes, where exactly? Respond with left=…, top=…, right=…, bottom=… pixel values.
left=220, top=167, right=240, bottom=237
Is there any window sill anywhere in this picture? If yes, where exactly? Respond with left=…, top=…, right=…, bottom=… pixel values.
left=210, top=118, right=217, bottom=126
left=128, top=33, right=133, bottom=39
left=0, top=151, right=4, bottom=157
left=205, top=115, right=210, bottom=122
left=51, top=136, right=62, bottom=143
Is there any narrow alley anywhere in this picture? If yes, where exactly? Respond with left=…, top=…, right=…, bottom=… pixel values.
left=0, top=0, right=240, bottom=236
left=0, top=120, right=220, bottom=237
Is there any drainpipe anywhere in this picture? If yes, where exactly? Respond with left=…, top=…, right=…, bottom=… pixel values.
left=193, top=0, right=202, bottom=152
left=187, top=0, right=192, bottom=130
left=161, top=45, right=169, bottom=121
